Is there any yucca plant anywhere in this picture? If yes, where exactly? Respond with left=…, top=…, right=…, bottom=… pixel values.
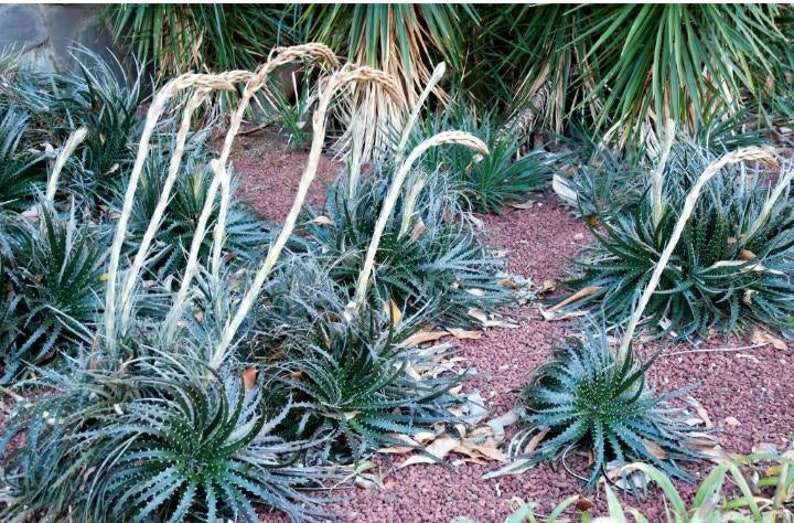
left=305, top=169, right=509, bottom=326
left=0, top=352, right=332, bottom=522
left=103, top=5, right=289, bottom=79
left=513, top=325, right=705, bottom=490
left=297, top=4, right=476, bottom=160
left=469, top=5, right=790, bottom=147
left=273, top=307, right=465, bottom=463
left=561, top=142, right=794, bottom=339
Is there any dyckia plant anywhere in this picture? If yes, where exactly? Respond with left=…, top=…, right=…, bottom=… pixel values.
left=0, top=353, right=332, bottom=522
left=1, top=206, right=107, bottom=378
left=561, top=141, right=794, bottom=339
left=275, top=309, right=466, bottom=462
left=305, top=170, right=509, bottom=326
left=517, top=326, right=705, bottom=489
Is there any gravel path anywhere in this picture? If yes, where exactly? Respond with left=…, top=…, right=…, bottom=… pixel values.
left=232, top=132, right=794, bottom=521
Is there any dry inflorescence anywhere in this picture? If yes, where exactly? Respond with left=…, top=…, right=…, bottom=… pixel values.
left=89, top=42, right=487, bottom=372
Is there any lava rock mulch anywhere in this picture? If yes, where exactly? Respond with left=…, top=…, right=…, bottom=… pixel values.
left=233, top=132, right=794, bottom=522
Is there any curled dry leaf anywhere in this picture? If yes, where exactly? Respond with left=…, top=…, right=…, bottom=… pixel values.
left=399, top=436, right=460, bottom=468
left=552, top=174, right=578, bottom=206
left=481, top=458, right=532, bottom=480
left=409, top=219, right=427, bottom=242
left=462, top=392, right=489, bottom=425
left=379, top=434, right=420, bottom=455
left=752, top=442, right=779, bottom=454
left=354, top=474, right=384, bottom=490
left=751, top=327, right=788, bottom=350
left=538, top=306, right=588, bottom=322
left=609, top=461, right=651, bottom=490
left=21, top=206, right=40, bottom=221
left=465, top=288, right=486, bottom=297
left=523, top=428, right=550, bottom=454
left=508, top=200, right=537, bottom=210
left=413, top=431, right=437, bottom=444
left=483, top=427, right=550, bottom=478
left=687, top=397, right=714, bottom=429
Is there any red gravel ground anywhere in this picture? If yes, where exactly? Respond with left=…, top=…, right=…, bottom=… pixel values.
left=233, top=132, right=794, bottom=522
left=227, top=128, right=342, bottom=223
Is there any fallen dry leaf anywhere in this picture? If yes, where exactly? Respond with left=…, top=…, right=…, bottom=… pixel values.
left=509, top=200, right=537, bottom=210
left=546, top=286, right=602, bottom=314
left=354, top=474, right=384, bottom=490
left=242, top=366, right=258, bottom=391
left=467, top=308, right=489, bottom=324
left=644, top=440, right=667, bottom=459
left=609, top=461, right=652, bottom=490
left=409, top=219, right=427, bottom=242
left=687, top=397, right=714, bottom=429
left=538, top=306, right=588, bottom=322
left=413, top=431, right=437, bottom=444
left=552, top=174, right=578, bottom=206
left=485, top=409, right=519, bottom=443
left=523, top=428, right=550, bottom=454
left=449, top=384, right=464, bottom=395
left=399, top=436, right=460, bottom=468
left=460, top=439, right=506, bottom=462
left=467, top=308, right=519, bottom=328
left=384, top=299, right=402, bottom=328
left=700, top=446, right=733, bottom=464
left=752, top=442, right=779, bottom=454
left=751, top=327, right=787, bottom=350
left=498, top=278, right=517, bottom=289
left=739, top=249, right=756, bottom=260
left=399, top=330, right=450, bottom=348
left=724, top=416, right=742, bottom=427
left=735, top=353, right=760, bottom=364
left=447, top=328, right=482, bottom=341
left=379, top=434, right=419, bottom=455
left=481, top=458, right=532, bottom=480
left=309, top=215, right=334, bottom=226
